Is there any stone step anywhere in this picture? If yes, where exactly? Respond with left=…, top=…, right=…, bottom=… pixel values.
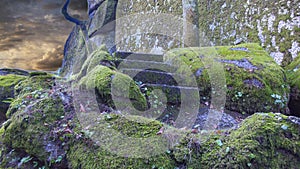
left=115, top=51, right=164, bottom=62
left=120, top=68, right=198, bottom=87
left=116, top=59, right=177, bottom=73
left=142, top=83, right=199, bottom=104
left=120, top=68, right=177, bottom=86
left=114, top=51, right=200, bottom=104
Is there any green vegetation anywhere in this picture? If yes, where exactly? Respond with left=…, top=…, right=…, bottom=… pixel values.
left=0, top=59, right=299, bottom=168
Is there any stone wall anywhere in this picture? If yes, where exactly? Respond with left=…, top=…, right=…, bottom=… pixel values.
left=61, top=0, right=300, bottom=77
left=114, top=0, right=300, bottom=64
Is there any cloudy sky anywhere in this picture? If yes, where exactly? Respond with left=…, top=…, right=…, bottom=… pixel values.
left=0, top=0, right=87, bottom=71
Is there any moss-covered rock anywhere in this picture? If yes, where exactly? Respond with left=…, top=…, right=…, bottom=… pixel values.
left=78, top=65, right=147, bottom=111
left=14, top=73, right=54, bottom=98
left=67, top=114, right=177, bottom=169
left=2, top=97, right=67, bottom=167
left=286, top=54, right=300, bottom=117
left=29, top=71, right=49, bottom=77
left=1, top=74, right=299, bottom=168
left=0, top=78, right=180, bottom=169
left=0, top=74, right=26, bottom=124
left=70, top=45, right=117, bottom=81
left=165, top=43, right=289, bottom=114
left=0, top=72, right=73, bottom=168
left=200, top=113, right=300, bottom=169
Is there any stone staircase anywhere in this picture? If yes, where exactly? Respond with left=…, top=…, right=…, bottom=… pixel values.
left=114, top=51, right=200, bottom=109
left=112, top=51, right=238, bottom=129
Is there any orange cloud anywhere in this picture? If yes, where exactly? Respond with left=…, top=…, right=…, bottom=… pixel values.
left=34, top=45, right=64, bottom=71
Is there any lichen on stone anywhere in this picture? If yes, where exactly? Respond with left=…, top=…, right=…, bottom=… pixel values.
left=198, top=0, right=300, bottom=65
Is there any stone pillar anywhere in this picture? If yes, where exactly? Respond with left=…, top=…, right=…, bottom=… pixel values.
left=88, top=0, right=118, bottom=54
left=182, top=0, right=200, bottom=47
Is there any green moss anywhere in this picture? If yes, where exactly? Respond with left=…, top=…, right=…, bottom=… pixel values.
left=0, top=74, right=25, bottom=102
left=14, top=74, right=54, bottom=97
left=0, top=75, right=26, bottom=88
left=285, top=54, right=300, bottom=116
left=68, top=140, right=175, bottom=169
left=171, top=133, right=205, bottom=168
left=5, top=97, right=22, bottom=118
left=201, top=113, right=300, bottom=168
left=5, top=90, right=50, bottom=118
left=105, top=114, right=163, bottom=137
left=0, top=126, right=4, bottom=135
left=67, top=113, right=177, bottom=169
left=78, top=65, right=147, bottom=110
left=3, top=98, right=64, bottom=160
left=165, top=43, right=289, bottom=114
left=71, top=45, right=116, bottom=81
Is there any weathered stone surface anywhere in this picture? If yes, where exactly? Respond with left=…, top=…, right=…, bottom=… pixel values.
left=60, top=25, right=88, bottom=77
left=198, top=0, right=300, bottom=65
left=116, top=0, right=201, bottom=53
left=88, top=0, right=118, bottom=53
left=96, top=0, right=300, bottom=64
left=5, top=1, right=298, bottom=168
left=88, top=0, right=117, bottom=36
